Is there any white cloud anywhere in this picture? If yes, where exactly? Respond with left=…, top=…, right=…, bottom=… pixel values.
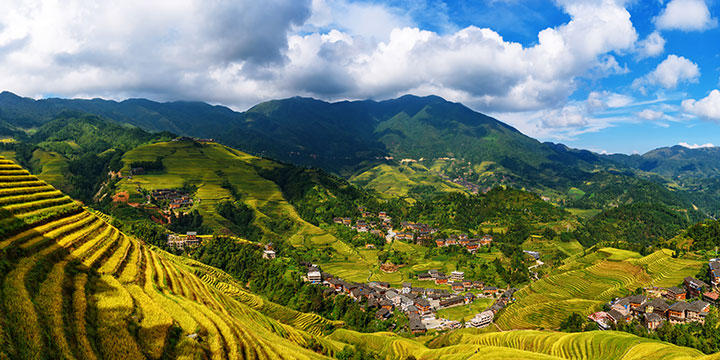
left=655, top=0, right=717, bottom=31
left=637, top=109, right=664, bottom=120
left=682, top=89, right=720, bottom=120
left=679, top=142, right=716, bottom=148
left=635, top=31, right=665, bottom=59
left=634, top=54, right=699, bottom=89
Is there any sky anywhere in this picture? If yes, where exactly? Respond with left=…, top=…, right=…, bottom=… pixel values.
left=1, top=0, right=719, bottom=155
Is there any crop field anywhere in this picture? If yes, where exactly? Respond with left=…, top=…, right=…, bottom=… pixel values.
left=0, top=156, right=345, bottom=359
left=496, top=248, right=704, bottom=330
left=436, top=298, right=494, bottom=321
left=117, top=140, right=336, bottom=244
left=350, top=163, right=465, bottom=198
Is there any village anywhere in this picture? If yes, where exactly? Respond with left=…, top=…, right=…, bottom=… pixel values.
left=305, top=260, right=516, bottom=333
left=588, top=259, right=720, bottom=331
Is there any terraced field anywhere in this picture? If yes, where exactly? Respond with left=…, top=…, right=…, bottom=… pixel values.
left=0, top=156, right=341, bottom=359
left=495, top=249, right=703, bottom=330
left=330, top=328, right=711, bottom=360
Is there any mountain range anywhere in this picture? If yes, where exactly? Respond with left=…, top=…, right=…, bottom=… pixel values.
left=2, top=91, right=720, bottom=215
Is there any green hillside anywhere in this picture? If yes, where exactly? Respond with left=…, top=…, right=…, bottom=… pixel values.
left=495, top=248, right=703, bottom=330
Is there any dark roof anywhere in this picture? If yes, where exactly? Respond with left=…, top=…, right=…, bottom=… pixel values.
left=409, top=316, right=426, bottom=331
left=608, top=309, right=626, bottom=322
left=485, top=286, right=498, bottom=291
left=669, top=301, right=691, bottom=312
left=402, top=282, right=412, bottom=287
left=643, top=298, right=670, bottom=312
left=688, top=300, right=710, bottom=313
left=685, top=276, right=709, bottom=288
left=644, top=312, right=663, bottom=323
left=376, top=308, right=391, bottom=318
left=415, top=298, right=430, bottom=307
left=667, top=286, right=684, bottom=294
left=627, top=295, right=647, bottom=304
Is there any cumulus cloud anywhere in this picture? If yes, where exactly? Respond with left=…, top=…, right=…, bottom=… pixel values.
left=0, top=0, right=645, bottom=140
left=634, top=54, right=699, bottom=89
left=679, top=142, right=716, bottom=148
left=636, top=109, right=665, bottom=120
left=635, top=31, right=665, bottom=59
left=655, top=0, right=717, bottom=31
left=682, top=89, right=720, bottom=120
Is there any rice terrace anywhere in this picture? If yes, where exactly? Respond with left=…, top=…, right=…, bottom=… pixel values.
left=4, top=0, right=720, bottom=358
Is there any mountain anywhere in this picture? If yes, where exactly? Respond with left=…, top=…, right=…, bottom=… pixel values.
left=1, top=91, right=718, bottom=215
left=606, top=145, right=720, bottom=179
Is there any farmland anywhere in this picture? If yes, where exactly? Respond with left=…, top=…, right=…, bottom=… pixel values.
left=0, top=146, right=717, bottom=358
left=0, top=156, right=342, bottom=359
left=495, top=248, right=704, bottom=330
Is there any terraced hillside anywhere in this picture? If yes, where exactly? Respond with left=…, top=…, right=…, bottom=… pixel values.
left=0, top=156, right=715, bottom=360
left=495, top=248, right=703, bottom=330
left=117, top=140, right=336, bottom=245
left=0, top=156, right=343, bottom=359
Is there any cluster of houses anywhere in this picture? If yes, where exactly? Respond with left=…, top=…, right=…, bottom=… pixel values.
left=166, top=231, right=201, bottom=248
left=589, top=276, right=717, bottom=331
left=394, top=222, right=440, bottom=242
left=434, top=234, right=494, bottom=253
left=152, top=189, right=195, bottom=210
left=306, top=264, right=515, bottom=333
left=333, top=208, right=393, bottom=238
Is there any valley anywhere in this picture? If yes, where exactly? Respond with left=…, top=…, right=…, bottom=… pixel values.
left=2, top=94, right=720, bottom=359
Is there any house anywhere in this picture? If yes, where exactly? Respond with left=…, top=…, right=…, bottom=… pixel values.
left=627, top=295, right=647, bottom=313
left=464, top=292, right=475, bottom=304
left=465, top=243, right=479, bottom=253
left=342, top=217, right=352, bottom=226
left=462, top=280, right=473, bottom=289
left=484, top=286, right=498, bottom=296
left=411, top=287, right=425, bottom=296
left=375, top=281, right=391, bottom=289
left=307, top=271, right=322, bottom=284
left=328, top=278, right=344, bottom=292
left=703, top=291, right=719, bottom=305
left=415, top=298, right=431, bottom=313
left=643, top=312, right=664, bottom=330
left=417, top=273, right=433, bottom=281
left=378, top=211, right=387, bottom=218
left=473, top=281, right=484, bottom=289
left=452, top=283, right=464, bottom=292
left=428, top=269, right=439, bottom=278
left=640, top=298, right=670, bottom=318
left=405, top=305, right=419, bottom=315
left=458, top=234, right=468, bottom=240
left=469, top=310, right=494, bottom=328
left=435, top=239, right=446, bottom=247
left=588, top=312, right=611, bottom=330
left=668, top=301, right=691, bottom=324
left=479, top=234, right=493, bottom=245
left=402, top=282, right=412, bottom=294
left=262, top=250, right=276, bottom=259
left=395, top=233, right=414, bottom=241
left=608, top=309, right=630, bottom=324
left=666, top=286, right=686, bottom=301
left=709, top=260, right=720, bottom=287
left=409, top=315, right=426, bottom=334
left=451, top=271, right=464, bottom=282
left=445, top=238, right=458, bottom=246
left=333, top=217, right=343, bottom=224
left=376, top=308, right=392, bottom=320
left=439, top=296, right=465, bottom=308
left=684, top=276, right=708, bottom=298
left=458, top=239, right=470, bottom=246
left=686, top=300, right=710, bottom=324
left=365, top=243, right=376, bottom=249
left=435, top=276, right=448, bottom=285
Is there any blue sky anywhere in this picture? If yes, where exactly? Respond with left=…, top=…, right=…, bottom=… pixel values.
left=1, top=0, right=719, bottom=154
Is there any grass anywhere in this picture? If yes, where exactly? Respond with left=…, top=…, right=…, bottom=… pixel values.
left=496, top=248, right=705, bottom=330
left=436, top=298, right=494, bottom=321
left=350, top=163, right=465, bottom=198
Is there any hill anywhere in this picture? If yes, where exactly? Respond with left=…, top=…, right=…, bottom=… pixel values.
left=607, top=145, right=720, bottom=180
left=495, top=248, right=703, bottom=330
left=0, top=156, right=348, bottom=359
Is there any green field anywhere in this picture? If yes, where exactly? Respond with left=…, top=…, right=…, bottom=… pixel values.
left=495, top=248, right=704, bottom=330
left=118, top=140, right=334, bottom=243
left=436, top=298, right=495, bottom=321
left=350, top=163, right=465, bottom=198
